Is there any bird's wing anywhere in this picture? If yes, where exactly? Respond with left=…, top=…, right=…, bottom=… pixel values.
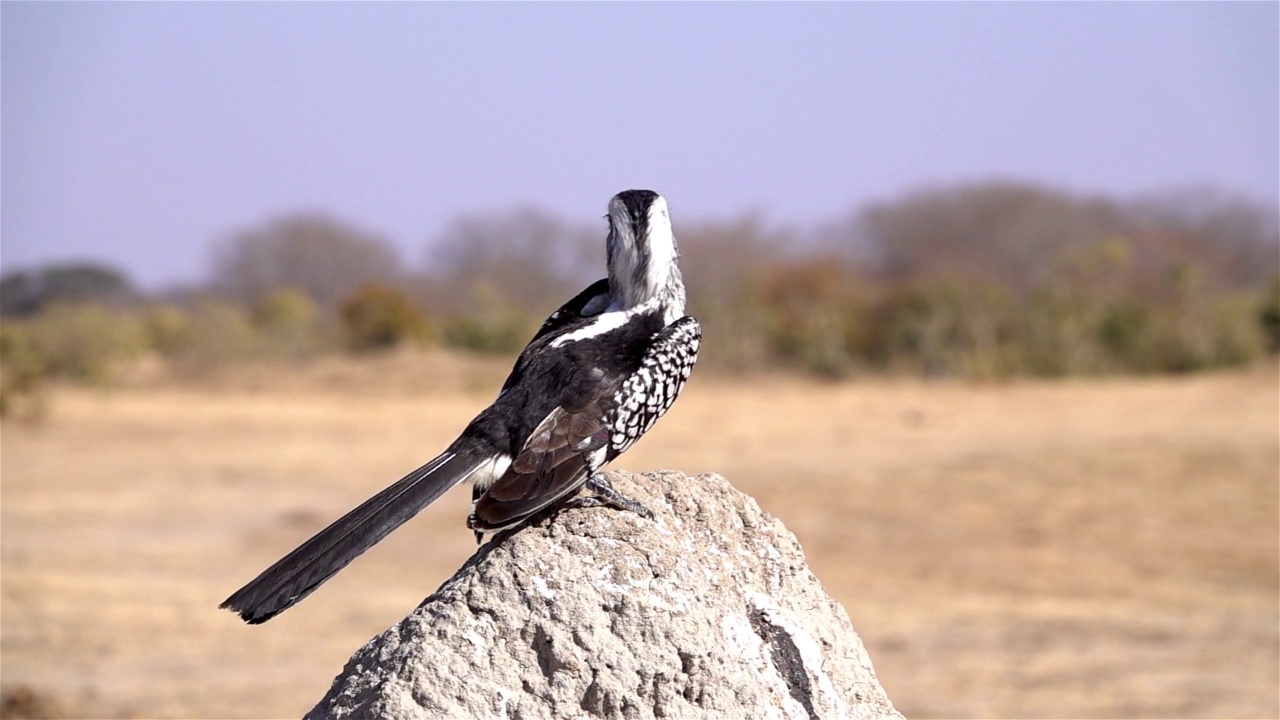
left=606, top=315, right=702, bottom=458
left=471, top=315, right=702, bottom=532
left=527, top=278, right=610, bottom=344
left=498, top=279, right=610, bottom=398
left=470, top=371, right=621, bottom=531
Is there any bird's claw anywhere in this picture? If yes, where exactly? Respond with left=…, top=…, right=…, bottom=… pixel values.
left=566, top=474, right=655, bottom=520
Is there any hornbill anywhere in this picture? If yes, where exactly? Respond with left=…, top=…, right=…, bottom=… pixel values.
left=221, top=189, right=701, bottom=624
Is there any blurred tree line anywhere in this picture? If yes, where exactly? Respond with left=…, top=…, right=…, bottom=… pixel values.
left=3, top=181, right=1277, bottom=415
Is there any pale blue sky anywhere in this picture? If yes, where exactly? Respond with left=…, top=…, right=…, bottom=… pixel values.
left=3, top=2, right=1277, bottom=289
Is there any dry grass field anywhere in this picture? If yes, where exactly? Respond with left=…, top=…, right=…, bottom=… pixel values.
left=2, top=351, right=1277, bottom=719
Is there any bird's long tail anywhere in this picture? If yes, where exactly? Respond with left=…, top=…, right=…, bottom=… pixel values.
left=220, top=450, right=483, bottom=624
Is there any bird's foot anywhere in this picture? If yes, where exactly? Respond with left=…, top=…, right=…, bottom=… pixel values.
left=566, top=474, right=655, bottom=520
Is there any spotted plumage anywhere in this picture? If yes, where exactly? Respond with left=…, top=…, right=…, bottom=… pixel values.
left=609, top=316, right=700, bottom=455
left=221, top=189, right=701, bottom=624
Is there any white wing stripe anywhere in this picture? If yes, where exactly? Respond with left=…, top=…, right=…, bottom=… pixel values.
left=549, top=310, right=630, bottom=348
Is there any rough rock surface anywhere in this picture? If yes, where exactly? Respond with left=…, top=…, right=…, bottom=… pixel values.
left=306, top=470, right=903, bottom=720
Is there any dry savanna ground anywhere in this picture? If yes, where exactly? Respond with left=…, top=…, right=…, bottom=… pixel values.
left=2, top=351, right=1277, bottom=719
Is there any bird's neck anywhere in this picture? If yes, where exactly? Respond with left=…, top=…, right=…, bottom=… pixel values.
left=609, top=266, right=686, bottom=325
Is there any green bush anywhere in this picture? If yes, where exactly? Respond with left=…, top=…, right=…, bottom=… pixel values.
left=750, top=260, right=868, bottom=378
left=1207, top=292, right=1266, bottom=367
left=142, top=305, right=199, bottom=358
left=25, top=303, right=146, bottom=384
left=339, top=284, right=430, bottom=352
left=436, top=283, right=537, bottom=355
left=175, top=301, right=262, bottom=368
left=440, top=312, right=533, bottom=355
left=254, top=288, right=324, bottom=357
left=0, top=323, right=49, bottom=420
left=1097, top=300, right=1152, bottom=369
left=863, top=280, right=1018, bottom=378
left=1260, top=277, right=1280, bottom=354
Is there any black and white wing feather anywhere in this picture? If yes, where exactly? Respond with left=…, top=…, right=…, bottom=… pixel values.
left=470, top=314, right=701, bottom=533
left=470, top=372, right=620, bottom=531
left=608, top=316, right=701, bottom=459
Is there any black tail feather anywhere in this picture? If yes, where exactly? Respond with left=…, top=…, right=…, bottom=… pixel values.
left=220, top=450, right=481, bottom=624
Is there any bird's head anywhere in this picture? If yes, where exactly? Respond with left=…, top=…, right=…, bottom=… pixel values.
left=605, top=189, right=685, bottom=319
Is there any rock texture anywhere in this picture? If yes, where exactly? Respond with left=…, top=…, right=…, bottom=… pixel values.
left=306, top=470, right=902, bottom=720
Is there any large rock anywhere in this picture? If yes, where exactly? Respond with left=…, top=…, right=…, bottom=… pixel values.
left=307, top=470, right=903, bottom=720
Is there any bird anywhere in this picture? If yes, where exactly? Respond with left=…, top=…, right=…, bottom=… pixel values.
left=220, top=189, right=701, bottom=624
